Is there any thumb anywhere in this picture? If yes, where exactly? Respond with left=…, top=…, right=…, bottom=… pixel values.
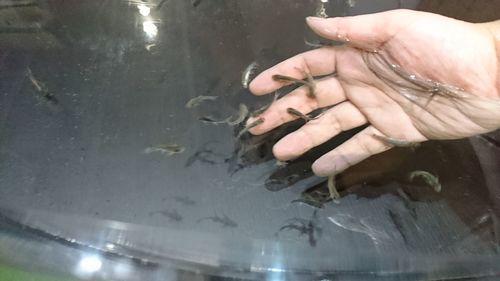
left=306, top=10, right=417, bottom=50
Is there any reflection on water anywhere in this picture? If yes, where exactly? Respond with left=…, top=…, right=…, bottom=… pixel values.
left=328, top=213, right=392, bottom=244
left=76, top=255, right=103, bottom=278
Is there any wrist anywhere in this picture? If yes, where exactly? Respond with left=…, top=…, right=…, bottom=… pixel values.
left=482, top=20, right=500, bottom=94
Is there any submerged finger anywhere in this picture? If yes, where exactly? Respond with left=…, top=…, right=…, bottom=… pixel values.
left=272, top=102, right=368, bottom=161
left=312, top=126, right=391, bottom=176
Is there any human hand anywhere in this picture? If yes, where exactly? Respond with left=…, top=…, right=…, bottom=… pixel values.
left=247, top=10, right=500, bottom=176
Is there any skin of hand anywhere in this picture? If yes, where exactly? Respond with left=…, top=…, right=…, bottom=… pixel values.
left=247, top=9, right=500, bottom=177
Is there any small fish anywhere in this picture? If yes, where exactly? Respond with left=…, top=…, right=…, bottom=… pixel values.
left=409, top=170, right=441, bottom=193
left=236, top=117, right=264, bottom=139
left=26, top=67, right=59, bottom=105
left=388, top=209, right=409, bottom=245
left=27, top=68, right=43, bottom=92
left=396, top=188, right=417, bottom=219
left=286, top=107, right=313, bottom=122
left=192, top=0, right=203, bottom=7
left=185, top=149, right=217, bottom=166
left=40, top=91, right=59, bottom=105
left=144, top=143, right=185, bottom=156
left=272, top=74, right=305, bottom=84
left=185, top=95, right=218, bottom=109
left=197, top=214, right=238, bottom=228
left=272, top=73, right=316, bottom=98
left=199, top=104, right=249, bottom=126
left=291, top=198, right=325, bottom=209
left=198, top=116, right=230, bottom=125
left=279, top=221, right=311, bottom=236
left=304, top=39, right=334, bottom=48
left=185, top=142, right=225, bottom=166
left=295, top=68, right=316, bottom=98
left=277, top=210, right=322, bottom=247
left=227, top=104, right=249, bottom=126
left=149, top=209, right=183, bottom=222
left=174, top=196, right=196, bottom=206
left=372, top=134, right=420, bottom=148
left=145, top=43, right=156, bottom=51
left=327, top=174, right=340, bottom=199
left=241, top=61, right=258, bottom=89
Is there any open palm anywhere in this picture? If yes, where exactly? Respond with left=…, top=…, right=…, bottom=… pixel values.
left=248, top=10, right=500, bottom=176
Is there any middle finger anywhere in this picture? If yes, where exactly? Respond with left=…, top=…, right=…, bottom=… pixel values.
left=272, top=101, right=368, bottom=161
left=248, top=75, right=347, bottom=135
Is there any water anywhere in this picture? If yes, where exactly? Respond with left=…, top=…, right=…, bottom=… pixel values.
left=0, top=0, right=499, bottom=280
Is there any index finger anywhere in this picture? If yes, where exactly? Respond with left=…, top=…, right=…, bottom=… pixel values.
left=249, top=47, right=338, bottom=95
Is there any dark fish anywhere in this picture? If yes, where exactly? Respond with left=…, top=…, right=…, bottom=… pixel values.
left=185, top=143, right=225, bottom=167
left=198, top=116, right=229, bottom=125
left=174, top=196, right=196, bottom=206
left=272, top=73, right=316, bottom=98
left=372, top=134, right=420, bottom=148
left=149, top=209, right=183, bottom=222
left=185, top=95, right=218, bottom=109
left=291, top=197, right=325, bottom=209
left=185, top=149, right=217, bottom=166
left=272, top=74, right=305, bottom=84
left=265, top=161, right=313, bottom=191
left=276, top=210, right=322, bottom=247
left=286, top=107, right=313, bottom=122
left=236, top=117, right=264, bottom=139
left=192, top=0, right=203, bottom=7
left=197, top=214, right=238, bottom=228
left=41, top=92, right=59, bottom=104
left=388, top=209, right=409, bottom=245
left=396, top=188, right=417, bottom=219
left=144, top=143, right=185, bottom=156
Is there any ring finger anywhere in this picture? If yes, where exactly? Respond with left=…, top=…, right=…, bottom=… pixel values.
left=272, top=101, right=368, bottom=161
